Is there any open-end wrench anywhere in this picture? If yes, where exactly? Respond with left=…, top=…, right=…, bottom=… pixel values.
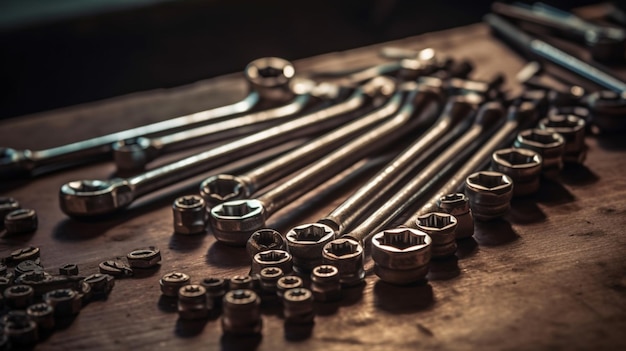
left=111, top=80, right=342, bottom=171
left=208, top=83, right=445, bottom=246
left=199, top=81, right=409, bottom=207
left=1, top=57, right=296, bottom=178
left=405, top=96, right=543, bottom=225
left=343, top=101, right=505, bottom=246
left=59, top=77, right=395, bottom=217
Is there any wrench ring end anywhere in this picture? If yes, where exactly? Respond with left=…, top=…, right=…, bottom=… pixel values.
left=199, top=174, right=251, bottom=207
left=209, top=199, right=266, bottom=246
left=112, top=137, right=155, bottom=171
left=59, top=179, right=133, bottom=217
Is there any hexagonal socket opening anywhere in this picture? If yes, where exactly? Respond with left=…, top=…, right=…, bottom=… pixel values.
left=467, top=172, right=511, bottom=191
left=215, top=201, right=257, bottom=217
left=418, top=213, right=454, bottom=229
left=327, top=240, right=359, bottom=257
left=377, top=229, right=426, bottom=250
left=495, top=149, right=539, bottom=166
left=524, top=130, right=560, bottom=145
left=257, top=250, right=289, bottom=263
left=291, top=225, right=332, bottom=242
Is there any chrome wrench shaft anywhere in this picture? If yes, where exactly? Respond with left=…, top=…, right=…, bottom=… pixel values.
left=59, top=77, right=392, bottom=217
left=1, top=57, right=296, bottom=178
left=209, top=83, right=444, bottom=246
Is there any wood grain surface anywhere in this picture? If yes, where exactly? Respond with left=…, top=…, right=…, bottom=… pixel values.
left=1, top=19, right=626, bottom=351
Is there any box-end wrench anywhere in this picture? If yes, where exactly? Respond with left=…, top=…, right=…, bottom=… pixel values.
left=343, top=101, right=505, bottom=245
left=199, top=80, right=408, bottom=207
left=208, top=83, right=445, bottom=246
left=111, top=79, right=342, bottom=171
left=59, top=77, right=394, bottom=217
left=0, top=57, right=296, bottom=178
left=405, top=97, right=543, bottom=229
left=284, top=95, right=480, bottom=278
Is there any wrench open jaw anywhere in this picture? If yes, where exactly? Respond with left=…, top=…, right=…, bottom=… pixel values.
left=1, top=57, right=296, bottom=179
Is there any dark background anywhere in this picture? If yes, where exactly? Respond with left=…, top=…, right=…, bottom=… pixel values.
left=0, top=0, right=606, bottom=119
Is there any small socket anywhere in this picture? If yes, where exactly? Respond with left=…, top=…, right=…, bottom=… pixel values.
left=173, top=195, right=207, bottom=235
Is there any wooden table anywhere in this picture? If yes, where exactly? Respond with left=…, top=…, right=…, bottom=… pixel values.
left=1, top=17, right=626, bottom=351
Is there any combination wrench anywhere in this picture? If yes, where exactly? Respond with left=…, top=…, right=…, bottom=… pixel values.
left=112, top=80, right=341, bottom=171
left=59, top=77, right=394, bottom=217
left=283, top=94, right=480, bottom=276
left=208, top=83, right=445, bottom=246
left=199, top=80, right=407, bottom=207
left=317, top=94, right=480, bottom=237
left=405, top=97, right=542, bottom=226
left=1, top=57, right=296, bottom=178
left=343, top=101, right=505, bottom=246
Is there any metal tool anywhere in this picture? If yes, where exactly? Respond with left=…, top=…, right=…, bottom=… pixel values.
left=485, top=13, right=626, bottom=95
left=407, top=97, right=542, bottom=224
left=492, top=2, right=626, bottom=62
left=209, top=83, right=444, bottom=246
left=415, top=212, right=458, bottom=258
left=318, top=95, right=479, bottom=237
left=112, top=80, right=339, bottom=171
left=221, top=289, right=262, bottom=335
left=344, top=102, right=505, bottom=245
left=200, top=77, right=401, bottom=206
left=0, top=57, right=296, bottom=178
left=464, top=171, right=514, bottom=221
left=59, top=77, right=393, bottom=217
left=371, top=227, right=432, bottom=284
left=281, top=94, right=479, bottom=277
left=491, top=148, right=543, bottom=196
left=312, top=48, right=446, bottom=83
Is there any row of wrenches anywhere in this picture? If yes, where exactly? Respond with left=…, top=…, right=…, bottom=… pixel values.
left=4, top=50, right=589, bottom=285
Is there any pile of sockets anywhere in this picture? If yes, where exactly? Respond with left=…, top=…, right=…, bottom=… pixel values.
left=160, top=62, right=590, bottom=337
left=0, top=246, right=116, bottom=348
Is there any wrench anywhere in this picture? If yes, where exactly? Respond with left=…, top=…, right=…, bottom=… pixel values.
left=344, top=101, right=505, bottom=245
left=1, top=57, right=296, bottom=178
left=209, top=83, right=445, bottom=246
left=199, top=81, right=408, bottom=206
left=311, top=48, right=446, bottom=84
left=59, top=77, right=394, bottom=217
left=112, top=79, right=342, bottom=171
left=318, top=94, right=480, bottom=237
left=485, top=13, right=626, bottom=94
left=283, top=95, right=479, bottom=277
left=405, top=96, right=543, bottom=224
